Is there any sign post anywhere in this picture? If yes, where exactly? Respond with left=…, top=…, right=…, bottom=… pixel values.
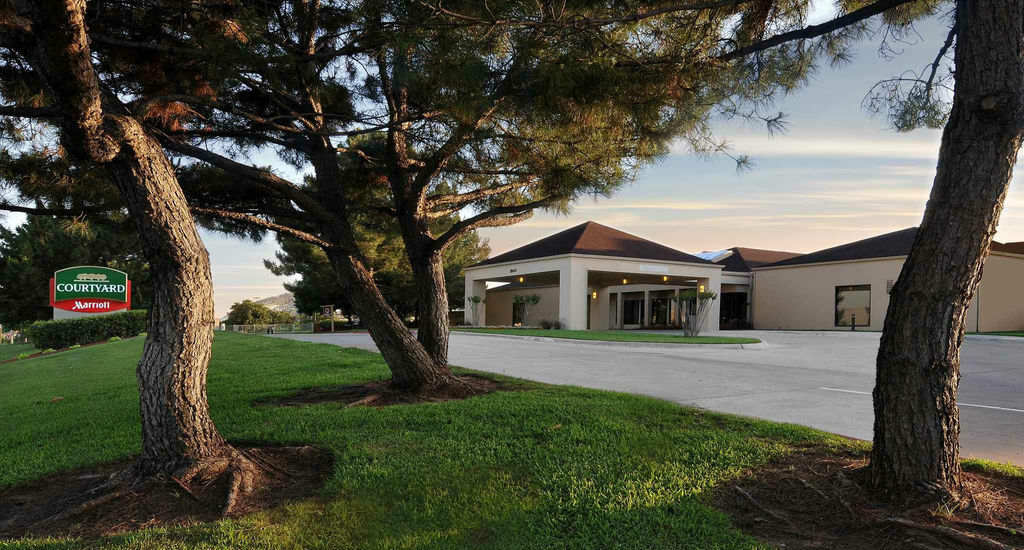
left=50, top=266, right=131, bottom=319
left=321, top=305, right=334, bottom=332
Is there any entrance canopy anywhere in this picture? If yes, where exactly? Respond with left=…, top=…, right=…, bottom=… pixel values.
left=464, top=222, right=723, bottom=330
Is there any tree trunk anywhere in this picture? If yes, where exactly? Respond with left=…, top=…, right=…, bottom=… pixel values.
left=105, top=116, right=240, bottom=478
left=325, top=248, right=457, bottom=391
left=308, top=137, right=457, bottom=392
left=869, top=0, right=1024, bottom=499
left=409, top=252, right=450, bottom=367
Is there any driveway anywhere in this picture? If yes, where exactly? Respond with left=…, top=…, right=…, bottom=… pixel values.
left=271, top=330, right=1024, bottom=464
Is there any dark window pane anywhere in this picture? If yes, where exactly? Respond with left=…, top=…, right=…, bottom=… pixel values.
left=623, top=299, right=644, bottom=325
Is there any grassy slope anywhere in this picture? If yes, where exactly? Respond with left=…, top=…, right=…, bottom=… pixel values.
left=454, top=328, right=760, bottom=344
left=0, top=343, right=36, bottom=362
left=1, top=332, right=853, bottom=549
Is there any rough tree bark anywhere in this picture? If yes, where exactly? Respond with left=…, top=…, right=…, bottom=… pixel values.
left=408, top=250, right=451, bottom=368
left=306, top=117, right=459, bottom=392
left=107, top=117, right=245, bottom=479
left=325, top=247, right=457, bottom=390
left=5, top=0, right=258, bottom=504
left=869, top=0, right=1024, bottom=499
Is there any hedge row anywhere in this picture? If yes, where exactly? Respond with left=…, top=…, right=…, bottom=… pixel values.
left=25, top=310, right=148, bottom=350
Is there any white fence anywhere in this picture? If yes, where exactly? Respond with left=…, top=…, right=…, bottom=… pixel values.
left=229, top=322, right=314, bottom=334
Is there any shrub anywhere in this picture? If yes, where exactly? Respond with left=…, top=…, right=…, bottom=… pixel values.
left=24, top=310, right=147, bottom=350
left=41, top=348, right=56, bottom=355
left=539, top=319, right=552, bottom=330
left=550, top=319, right=564, bottom=330
left=15, top=353, right=30, bottom=360
left=68, top=344, right=81, bottom=350
left=108, top=336, right=122, bottom=342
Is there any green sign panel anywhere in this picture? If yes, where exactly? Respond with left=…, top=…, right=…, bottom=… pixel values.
left=50, top=266, right=131, bottom=313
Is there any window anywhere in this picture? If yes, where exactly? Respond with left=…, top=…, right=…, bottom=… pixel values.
left=835, top=285, right=870, bottom=327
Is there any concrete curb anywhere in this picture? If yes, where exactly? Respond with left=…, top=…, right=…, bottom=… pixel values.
left=451, top=331, right=768, bottom=350
left=964, top=333, right=1024, bottom=342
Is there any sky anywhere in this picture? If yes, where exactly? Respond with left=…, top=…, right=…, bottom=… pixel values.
left=5, top=8, right=1022, bottom=318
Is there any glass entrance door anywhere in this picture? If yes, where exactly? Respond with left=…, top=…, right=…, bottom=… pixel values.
left=622, top=298, right=644, bottom=326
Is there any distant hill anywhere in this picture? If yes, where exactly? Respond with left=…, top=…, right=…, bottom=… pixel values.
left=219, top=292, right=298, bottom=323
left=255, top=292, right=298, bottom=315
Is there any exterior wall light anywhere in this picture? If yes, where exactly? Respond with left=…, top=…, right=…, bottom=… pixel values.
left=518, top=276, right=524, bottom=283
left=662, top=275, right=668, bottom=282
left=699, top=284, right=705, bottom=292
left=622, top=278, right=628, bottom=285
left=592, top=291, right=597, bottom=299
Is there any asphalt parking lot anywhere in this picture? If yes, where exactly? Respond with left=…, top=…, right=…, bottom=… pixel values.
left=273, top=330, right=1024, bottom=464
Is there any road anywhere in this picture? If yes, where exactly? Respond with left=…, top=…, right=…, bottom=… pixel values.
left=271, top=330, right=1024, bottom=464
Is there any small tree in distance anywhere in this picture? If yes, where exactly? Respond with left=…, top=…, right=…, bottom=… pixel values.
left=513, top=295, right=542, bottom=327
left=224, top=300, right=296, bottom=327
left=674, top=290, right=717, bottom=337
left=467, top=296, right=485, bottom=327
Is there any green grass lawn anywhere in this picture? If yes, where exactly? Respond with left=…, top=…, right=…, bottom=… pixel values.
left=983, top=331, right=1024, bottom=337
left=454, top=328, right=761, bottom=344
left=0, top=342, right=36, bottom=362
left=1, top=332, right=852, bottom=549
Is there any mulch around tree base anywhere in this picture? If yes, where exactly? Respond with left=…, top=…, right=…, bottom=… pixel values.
left=715, top=446, right=1024, bottom=549
left=0, top=444, right=333, bottom=540
left=259, top=373, right=510, bottom=408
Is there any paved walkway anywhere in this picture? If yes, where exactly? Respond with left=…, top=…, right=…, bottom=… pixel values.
left=271, top=330, right=1024, bottom=464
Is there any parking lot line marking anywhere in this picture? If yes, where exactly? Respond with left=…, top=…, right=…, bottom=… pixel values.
left=818, top=387, right=1024, bottom=414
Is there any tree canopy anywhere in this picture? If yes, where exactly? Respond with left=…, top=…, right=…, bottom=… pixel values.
left=0, top=0, right=950, bottom=392
left=266, top=226, right=489, bottom=321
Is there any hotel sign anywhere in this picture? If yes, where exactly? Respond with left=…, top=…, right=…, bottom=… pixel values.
left=50, top=266, right=132, bottom=314
left=637, top=264, right=670, bottom=274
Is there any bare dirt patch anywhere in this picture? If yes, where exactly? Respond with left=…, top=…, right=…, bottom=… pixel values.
left=260, top=373, right=511, bottom=408
left=0, top=444, right=332, bottom=540
left=716, top=447, right=1024, bottom=549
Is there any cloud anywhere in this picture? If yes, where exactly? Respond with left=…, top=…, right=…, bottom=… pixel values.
left=212, top=285, right=288, bottom=291
left=671, top=134, right=943, bottom=160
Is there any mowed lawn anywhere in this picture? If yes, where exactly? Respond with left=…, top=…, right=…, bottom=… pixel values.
left=454, top=328, right=761, bottom=344
left=0, top=343, right=36, bottom=362
left=0, top=332, right=855, bottom=549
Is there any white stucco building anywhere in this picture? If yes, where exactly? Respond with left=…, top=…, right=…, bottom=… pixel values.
left=464, top=223, right=1024, bottom=333
left=752, top=227, right=1024, bottom=332
left=463, top=222, right=724, bottom=330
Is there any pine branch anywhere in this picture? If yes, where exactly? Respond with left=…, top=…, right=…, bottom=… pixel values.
left=719, top=0, right=920, bottom=60
left=0, top=201, right=116, bottom=216
left=422, top=0, right=754, bottom=29
left=432, top=198, right=554, bottom=252
left=425, top=179, right=537, bottom=207
left=924, top=24, right=957, bottom=96
left=0, top=105, right=59, bottom=118
left=190, top=207, right=334, bottom=248
left=4, top=0, right=121, bottom=163
left=160, top=138, right=331, bottom=219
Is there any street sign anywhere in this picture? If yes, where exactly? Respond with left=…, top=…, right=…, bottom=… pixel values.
left=50, top=266, right=131, bottom=314
left=320, top=304, right=335, bottom=332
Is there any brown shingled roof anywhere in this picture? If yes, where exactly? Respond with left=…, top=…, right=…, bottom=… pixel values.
left=760, top=227, right=919, bottom=268
left=472, top=221, right=713, bottom=267
left=992, top=241, right=1024, bottom=255
left=716, top=247, right=802, bottom=272
left=760, top=229, right=1024, bottom=268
